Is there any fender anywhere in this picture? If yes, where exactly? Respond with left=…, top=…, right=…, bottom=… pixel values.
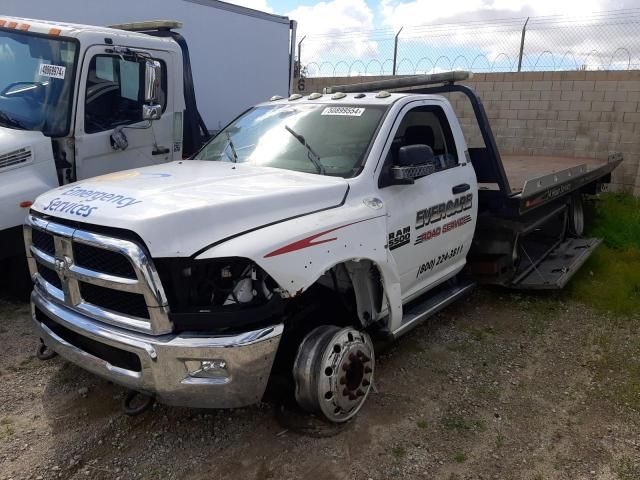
left=195, top=202, right=404, bottom=329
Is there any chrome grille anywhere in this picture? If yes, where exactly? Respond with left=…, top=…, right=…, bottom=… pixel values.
left=0, top=147, right=31, bottom=169
left=37, top=263, right=63, bottom=290
left=32, top=228, right=55, bottom=256
left=74, top=242, right=137, bottom=279
left=24, top=215, right=171, bottom=335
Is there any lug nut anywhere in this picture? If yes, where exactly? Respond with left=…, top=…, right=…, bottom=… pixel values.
left=339, top=376, right=347, bottom=385
left=362, top=379, right=370, bottom=386
left=364, top=367, right=373, bottom=374
left=356, top=389, right=365, bottom=397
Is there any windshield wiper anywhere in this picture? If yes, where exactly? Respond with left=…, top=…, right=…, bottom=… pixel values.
left=0, top=111, right=26, bottom=130
left=284, top=125, right=325, bottom=175
left=225, top=131, right=239, bottom=163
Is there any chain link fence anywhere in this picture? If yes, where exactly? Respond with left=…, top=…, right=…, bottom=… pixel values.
left=297, top=9, right=640, bottom=77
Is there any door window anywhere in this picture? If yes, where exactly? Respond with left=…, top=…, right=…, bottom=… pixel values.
left=379, top=105, right=458, bottom=187
left=84, top=55, right=166, bottom=134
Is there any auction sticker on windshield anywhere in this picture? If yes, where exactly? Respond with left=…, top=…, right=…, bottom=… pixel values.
left=38, top=64, right=66, bottom=79
left=321, top=107, right=365, bottom=117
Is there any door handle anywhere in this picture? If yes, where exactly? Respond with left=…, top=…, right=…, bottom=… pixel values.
left=152, top=146, right=171, bottom=156
left=452, top=183, right=471, bottom=194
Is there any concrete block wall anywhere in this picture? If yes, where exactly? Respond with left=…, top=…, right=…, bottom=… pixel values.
left=298, top=71, right=640, bottom=194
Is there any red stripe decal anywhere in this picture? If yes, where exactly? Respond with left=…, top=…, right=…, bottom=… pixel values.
left=264, top=218, right=377, bottom=258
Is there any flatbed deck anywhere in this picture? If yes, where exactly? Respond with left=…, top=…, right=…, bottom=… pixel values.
left=502, top=155, right=607, bottom=194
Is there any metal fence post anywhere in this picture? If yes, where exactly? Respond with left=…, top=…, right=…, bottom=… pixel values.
left=297, top=35, right=306, bottom=74
left=517, top=17, right=530, bottom=72
left=392, top=27, right=403, bottom=76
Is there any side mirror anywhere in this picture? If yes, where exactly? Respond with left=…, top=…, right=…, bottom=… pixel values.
left=143, top=59, right=162, bottom=121
left=142, top=104, right=162, bottom=121
left=391, top=144, right=435, bottom=184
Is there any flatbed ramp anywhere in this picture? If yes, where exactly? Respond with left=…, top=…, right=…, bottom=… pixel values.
left=514, top=238, right=602, bottom=289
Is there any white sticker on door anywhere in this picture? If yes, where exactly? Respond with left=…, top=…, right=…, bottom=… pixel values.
left=38, top=64, right=66, bottom=79
left=321, top=107, right=365, bottom=117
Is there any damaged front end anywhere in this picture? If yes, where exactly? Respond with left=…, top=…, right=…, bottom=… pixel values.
left=155, top=257, right=287, bottom=334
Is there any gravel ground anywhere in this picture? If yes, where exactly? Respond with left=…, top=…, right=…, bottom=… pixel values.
left=1, top=289, right=639, bottom=480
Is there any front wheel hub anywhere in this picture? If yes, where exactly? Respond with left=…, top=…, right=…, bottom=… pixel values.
left=293, top=325, right=375, bottom=423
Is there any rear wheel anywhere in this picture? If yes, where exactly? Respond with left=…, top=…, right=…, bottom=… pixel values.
left=293, top=325, right=374, bottom=423
left=568, top=193, right=585, bottom=237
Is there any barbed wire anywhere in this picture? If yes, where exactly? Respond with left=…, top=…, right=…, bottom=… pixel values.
left=297, top=9, right=640, bottom=77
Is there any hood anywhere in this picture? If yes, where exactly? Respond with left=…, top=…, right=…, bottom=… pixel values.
left=31, top=161, right=349, bottom=257
left=0, top=126, right=52, bottom=170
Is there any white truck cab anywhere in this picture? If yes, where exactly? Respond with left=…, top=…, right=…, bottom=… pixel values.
left=0, top=17, right=210, bottom=287
left=24, top=73, right=621, bottom=422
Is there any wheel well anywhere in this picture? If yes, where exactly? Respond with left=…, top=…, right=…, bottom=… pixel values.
left=265, top=260, right=385, bottom=402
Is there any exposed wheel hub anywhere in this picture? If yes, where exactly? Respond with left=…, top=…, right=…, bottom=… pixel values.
left=294, top=325, right=374, bottom=423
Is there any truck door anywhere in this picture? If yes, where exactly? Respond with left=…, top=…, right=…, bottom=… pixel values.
left=377, top=100, right=478, bottom=301
left=74, top=47, right=175, bottom=180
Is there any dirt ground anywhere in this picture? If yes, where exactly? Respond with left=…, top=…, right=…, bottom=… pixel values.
left=1, top=289, right=639, bottom=480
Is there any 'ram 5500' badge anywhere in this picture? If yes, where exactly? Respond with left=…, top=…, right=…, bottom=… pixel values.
left=388, top=226, right=410, bottom=250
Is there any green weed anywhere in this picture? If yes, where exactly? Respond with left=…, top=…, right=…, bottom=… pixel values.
left=416, top=420, right=428, bottom=429
left=569, top=246, right=640, bottom=315
left=391, top=445, right=406, bottom=458
left=568, top=193, right=640, bottom=315
left=590, top=193, right=640, bottom=250
left=453, top=452, right=467, bottom=463
left=441, top=415, right=485, bottom=434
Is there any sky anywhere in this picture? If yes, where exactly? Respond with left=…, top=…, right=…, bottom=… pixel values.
left=225, top=0, right=640, bottom=75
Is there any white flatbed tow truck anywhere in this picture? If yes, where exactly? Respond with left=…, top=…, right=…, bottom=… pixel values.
left=24, top=72, right=621, bottom=422
left=0, top=15, right=293, bottom=293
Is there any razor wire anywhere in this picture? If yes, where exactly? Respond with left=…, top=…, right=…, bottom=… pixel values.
left=297, top=9, right=640, bottom=77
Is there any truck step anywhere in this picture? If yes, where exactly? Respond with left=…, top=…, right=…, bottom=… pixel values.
left=390, top=279, right=476, bottom=340
left=513, top=237, right=602, bottom=289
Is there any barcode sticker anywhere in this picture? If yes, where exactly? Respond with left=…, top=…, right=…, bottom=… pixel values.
left=38, top=64, right=66, bottom=79
left=321, top=107, right=365, bottom=117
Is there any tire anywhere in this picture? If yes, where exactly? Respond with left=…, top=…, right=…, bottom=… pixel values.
left=293, top=325, right=374, bottom=423
left=568, top=193, right=585, bottom=237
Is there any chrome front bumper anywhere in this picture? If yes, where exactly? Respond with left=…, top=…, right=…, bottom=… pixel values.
left=32, top=289, right=283, bottom=409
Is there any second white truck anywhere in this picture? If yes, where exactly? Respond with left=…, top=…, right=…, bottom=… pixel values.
left=24, top=72, right=621, bottom=422
left=0, top=13, right=294, bottom=291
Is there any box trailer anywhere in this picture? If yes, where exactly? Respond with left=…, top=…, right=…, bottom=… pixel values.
left=1, top=0, right=295, bottom=130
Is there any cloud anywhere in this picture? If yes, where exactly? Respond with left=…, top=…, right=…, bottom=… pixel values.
left=287, top=0, right=379, bottom=75
left=380, top=0, right=605, bottom=30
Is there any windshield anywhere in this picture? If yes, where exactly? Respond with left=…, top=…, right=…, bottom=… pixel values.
left=193, top=103, right=387, bottom=177
left=0, top=29, right=77, bottom=136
